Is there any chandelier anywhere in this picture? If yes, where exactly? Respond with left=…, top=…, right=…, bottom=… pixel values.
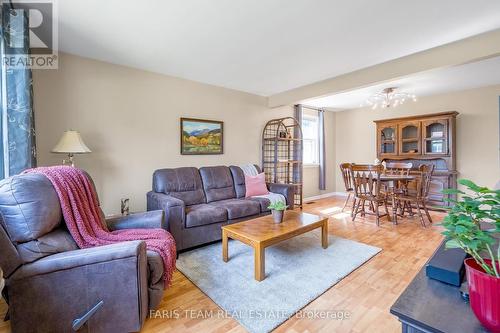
left=364, top=87, right=417, bottom=109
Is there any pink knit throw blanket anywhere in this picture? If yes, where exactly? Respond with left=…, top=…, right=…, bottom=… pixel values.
left=25, top=166, right=176, bottom=288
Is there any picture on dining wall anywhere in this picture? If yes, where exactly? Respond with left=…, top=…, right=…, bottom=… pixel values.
left=181, top=118, right=223, bottom=155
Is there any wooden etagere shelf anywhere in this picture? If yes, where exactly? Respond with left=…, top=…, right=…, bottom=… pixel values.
left=262, top=117, right=303, bottom=208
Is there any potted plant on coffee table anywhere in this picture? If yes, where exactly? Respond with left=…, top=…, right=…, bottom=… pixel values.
left=268, top=201, right=288, bottom=223
left=441, top=179, right=500, bottom=332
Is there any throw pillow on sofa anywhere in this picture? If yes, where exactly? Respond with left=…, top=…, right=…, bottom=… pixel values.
left=245, top=173, right=269, bottom=197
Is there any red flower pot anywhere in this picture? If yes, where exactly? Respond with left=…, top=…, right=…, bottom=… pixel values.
left=465, top=258, right=500, bottom=332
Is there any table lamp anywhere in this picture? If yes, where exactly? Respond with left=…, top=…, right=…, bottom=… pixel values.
left=52, top=130, right=91, bottom=167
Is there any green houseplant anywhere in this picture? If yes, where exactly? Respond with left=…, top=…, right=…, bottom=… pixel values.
left=268, top=201, right=288, bottom=223
left=441, top=179, right=500, bottom=332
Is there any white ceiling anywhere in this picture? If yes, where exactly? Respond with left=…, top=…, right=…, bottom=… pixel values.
left=58, top=1, right=500, bottom=96
left=305, top=56, right=500, bottom=110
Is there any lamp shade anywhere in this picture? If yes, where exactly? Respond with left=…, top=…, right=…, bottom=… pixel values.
left=52, top=130, right=91, bottom=154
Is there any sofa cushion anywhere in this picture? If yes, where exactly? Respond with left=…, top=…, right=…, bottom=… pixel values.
left=245, top=173, right=269, bottom=198
left=209, top=199, right=261, bottom=220
left=185, top=204, right=227, bottom=228
left=199, top=166, right=236, bottom=203
left=0, top=220, right=23, bottom=277
left=229, top=165, right=263, bottom=198
left=153, top=167, right=206, bottom=206
left=16, top=228, right=79, bottom=264
left=0, top=173, right=62, bottom=244
left=229, top=166, right=246, bottom=198
left=248, top=197, right=271, bottom=213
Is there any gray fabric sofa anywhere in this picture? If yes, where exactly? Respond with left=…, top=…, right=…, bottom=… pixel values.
left=147, top=165, right=295, bottom=252
left=0, top=173, right=170, bottom=333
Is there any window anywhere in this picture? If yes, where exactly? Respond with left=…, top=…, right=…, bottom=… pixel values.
left=302, top=114, right=319, bottom=165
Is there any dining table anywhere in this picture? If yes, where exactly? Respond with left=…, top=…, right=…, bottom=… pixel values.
left=378, top=174, right=416, bottom=223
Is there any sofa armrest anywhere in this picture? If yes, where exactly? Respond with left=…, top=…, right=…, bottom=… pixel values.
left=268, top=183, right=296, bottom=209
left=147, top=191, right=184, bottom=208
left=147, top=192, right=185, bottom=238
left=106, top=210, right=166, bottom=231
left=12, top=241, right=146, bottom=281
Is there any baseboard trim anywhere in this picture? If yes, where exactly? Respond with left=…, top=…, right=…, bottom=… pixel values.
left=303, top=192, right=347, bottom=203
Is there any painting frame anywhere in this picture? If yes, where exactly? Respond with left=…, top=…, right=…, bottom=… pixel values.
left=180, top=117, right=224, bottom=155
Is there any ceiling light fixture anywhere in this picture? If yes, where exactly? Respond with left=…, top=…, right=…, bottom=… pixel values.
left=364, top=87, right=417, bottom=109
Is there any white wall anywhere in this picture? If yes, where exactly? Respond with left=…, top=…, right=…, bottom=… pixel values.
left=33, top=53, right=335, bottom=214
left=334, top=85, right=500, bottom=191
left=33, top=54, right=498, bottom=212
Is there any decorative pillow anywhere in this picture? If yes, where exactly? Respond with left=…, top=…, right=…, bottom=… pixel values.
left=245, top=173, right=269, bottom=198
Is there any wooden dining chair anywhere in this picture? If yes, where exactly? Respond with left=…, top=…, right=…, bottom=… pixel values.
left=384, top=161, right=413, bottom=214
left=339, top=163, right=356, bottom=215
left=349, top=164, right=390, bottom=226
left=385, top=162, right=413, bottom=175
left=394, top=164, right=435, bottom=227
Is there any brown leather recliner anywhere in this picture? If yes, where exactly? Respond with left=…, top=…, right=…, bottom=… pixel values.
left=0, top=172, right=170, bottom=332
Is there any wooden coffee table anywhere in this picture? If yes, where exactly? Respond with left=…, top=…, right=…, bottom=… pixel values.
left=221, top=211, right=328, bottom=281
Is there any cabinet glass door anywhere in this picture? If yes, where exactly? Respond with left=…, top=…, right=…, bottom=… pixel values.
left=423, top=119, right=448, bottom=155
left=379, top=126, right=397, bottom=155
left=399, top=122, right=420, bottom=155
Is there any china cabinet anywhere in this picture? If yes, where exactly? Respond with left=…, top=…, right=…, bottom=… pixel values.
left=374, top=111, right=458, bottom=207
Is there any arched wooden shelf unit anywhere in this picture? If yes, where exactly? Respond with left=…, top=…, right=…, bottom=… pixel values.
left=262, top=117, right=303, bottom=208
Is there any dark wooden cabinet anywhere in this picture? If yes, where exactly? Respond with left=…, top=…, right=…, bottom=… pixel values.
left=374, top=112, right=459, bottom=207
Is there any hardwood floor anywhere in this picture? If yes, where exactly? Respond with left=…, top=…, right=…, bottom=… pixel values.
left=0, top=196, right=444, bottom=333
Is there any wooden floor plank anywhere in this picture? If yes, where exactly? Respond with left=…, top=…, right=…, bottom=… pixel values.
left=0, top=196, right=444, bottom=333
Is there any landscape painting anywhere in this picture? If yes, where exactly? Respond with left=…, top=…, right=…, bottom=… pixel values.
left=181, top=118, right=223, bottom=155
